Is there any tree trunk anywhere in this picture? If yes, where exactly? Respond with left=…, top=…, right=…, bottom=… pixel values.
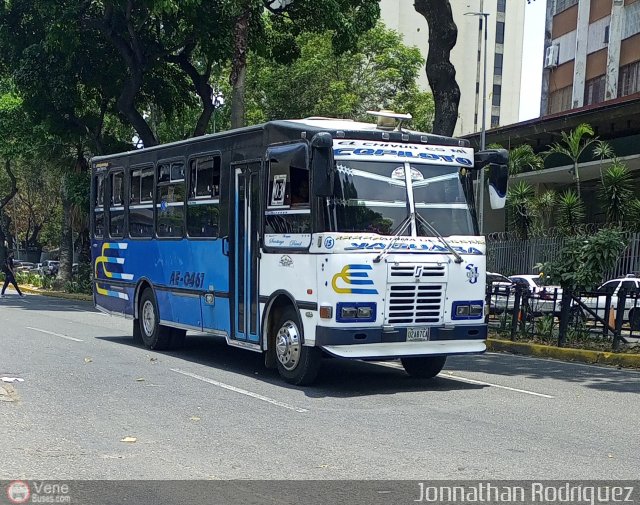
left=229, top=5, right=251, bottom=129
left=58, top=174, right=74, bottom=284
left=414, top=0, right=460, bottom=136
left=574, top=161, right=581, bottom=198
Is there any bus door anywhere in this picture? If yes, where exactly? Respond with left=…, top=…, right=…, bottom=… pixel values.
left=232, top=161, right=261, bottom=344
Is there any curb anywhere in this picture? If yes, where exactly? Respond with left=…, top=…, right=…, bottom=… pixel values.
left=487, top=338, right=640, bottom=369
left=18, top=285, right=93, bottom=302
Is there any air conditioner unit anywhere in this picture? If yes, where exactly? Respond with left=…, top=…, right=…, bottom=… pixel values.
left=544, top=45, right=559, bottom=69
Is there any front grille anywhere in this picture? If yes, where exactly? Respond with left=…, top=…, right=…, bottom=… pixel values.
left=389, top=264, right=446, bottom=279
left=387, top=284, right=444, bottom=324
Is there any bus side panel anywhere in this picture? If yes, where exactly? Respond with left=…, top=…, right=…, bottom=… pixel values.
left=157, top=291, right=203, bottom=329
left=201, top=298, right=230, bottom=335
left=92, top=239, right=135, bottom=317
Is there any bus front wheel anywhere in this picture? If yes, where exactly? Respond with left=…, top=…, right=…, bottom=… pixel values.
left=273, top=307, right=321, bottom=386
left=401, top=356, right=447, bottom=379
left=139, top=289, right=172, bottom=350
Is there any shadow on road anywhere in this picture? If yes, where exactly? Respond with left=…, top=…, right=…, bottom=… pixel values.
left=97, top=334, right=486, bottom=398
left=0, top=293, right=96, bottom=313
left=449, top=352, right=640, bottom=395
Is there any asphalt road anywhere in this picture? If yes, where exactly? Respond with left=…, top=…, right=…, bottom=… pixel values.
left=1, top=291, right=639, bottom=481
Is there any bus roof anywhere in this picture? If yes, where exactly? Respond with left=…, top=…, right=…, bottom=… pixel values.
left=91, top=117, right=469, bottom=164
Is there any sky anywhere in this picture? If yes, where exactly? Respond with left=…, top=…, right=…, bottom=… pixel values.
left=519, top=0, right=547, bottom=121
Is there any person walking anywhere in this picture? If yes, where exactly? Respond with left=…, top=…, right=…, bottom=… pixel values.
left=1, top=252, right=24, bottom=298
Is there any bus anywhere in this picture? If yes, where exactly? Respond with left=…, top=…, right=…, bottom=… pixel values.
left=91, top=112, right=508, bottom=385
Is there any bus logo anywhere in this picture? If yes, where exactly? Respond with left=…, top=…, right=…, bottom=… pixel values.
left=332, top=265, right=378, bottom=295
left=95, top=242, right=133, bottom=300
left=466, top=264, right=479, bottom=284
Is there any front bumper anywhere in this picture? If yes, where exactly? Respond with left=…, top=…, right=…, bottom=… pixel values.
left=322, top=339, right=486, bottom=359
left=315, top=324, right=486, bottom=346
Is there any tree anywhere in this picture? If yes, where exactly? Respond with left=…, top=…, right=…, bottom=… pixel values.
left=545, top=123, right=597, bottom=198
left=507, top=144, right=544, bottom=175
left=413, top=0, right=459, bottom=136
left=506, top=181, right=535, bottom=240
left=599, top=161, right=633, bottom=227
left=557, top=190, right=585, bottom=234
left=244, top=24, right=435, bottom=131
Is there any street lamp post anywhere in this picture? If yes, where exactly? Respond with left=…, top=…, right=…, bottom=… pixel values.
left=465, top=3, right=490, bottom=234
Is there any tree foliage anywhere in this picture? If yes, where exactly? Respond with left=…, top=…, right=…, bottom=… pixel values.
left=245, top=24, right=435, bottom=131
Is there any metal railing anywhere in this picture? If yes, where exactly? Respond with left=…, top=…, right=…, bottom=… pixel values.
left=486, top=284, right=640, bottom=352
left=487, top=231, right=640, bottom=281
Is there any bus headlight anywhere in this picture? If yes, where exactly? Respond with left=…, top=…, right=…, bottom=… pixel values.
left=452, top=301, right=484, bottom=320
left=336, top=302, right=376, bottom=323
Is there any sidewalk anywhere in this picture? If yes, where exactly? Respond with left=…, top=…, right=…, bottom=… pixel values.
left=488, top=337, right=640, bottom=369
left=4, top=284, right=92, bottom=302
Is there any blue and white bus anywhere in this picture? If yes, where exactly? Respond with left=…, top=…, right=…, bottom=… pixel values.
left=91, top=113, right=508, bottom=385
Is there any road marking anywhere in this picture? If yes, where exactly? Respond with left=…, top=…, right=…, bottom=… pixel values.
left=377, top=362, right=554, bottom=398
left=170, top=369, right=309, bottom=413
left=26, top=327, right=84, bottom=342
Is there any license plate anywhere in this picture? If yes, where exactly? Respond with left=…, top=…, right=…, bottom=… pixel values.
left=406, top=327, right=430, bottom=342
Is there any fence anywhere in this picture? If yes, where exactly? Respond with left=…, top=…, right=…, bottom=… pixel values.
left=486, top=284, right=640, bottom=352
left=487, top=231, right=640, bottom=280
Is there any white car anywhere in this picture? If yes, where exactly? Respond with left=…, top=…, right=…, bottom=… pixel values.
left=490, top=274, right=562, bottom=315
left=577, top=275, right=640, bottom=330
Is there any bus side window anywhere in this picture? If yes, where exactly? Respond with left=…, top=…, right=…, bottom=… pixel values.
left=156, top=161, right=185, bottom=238
left=109, top=170, right=125, bottom=238
left=265, top=143, right=311, bottom=235
left=187, top=155, right=220, bottom=238
left=130, top=166, right=154, bottom=239
left=93, top=173, right=105, bottom=238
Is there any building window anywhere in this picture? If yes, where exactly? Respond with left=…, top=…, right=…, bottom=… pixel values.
left=554, top=0, right=578, bottom=15
left=491, top=115, right=500, bottom=128
left=494, top=53, right=503, bottom=75
left=492, top=84, right=502, bottom=106
left=548, top=85, right=573, bottom=114
left=497, top=0, right=506, bottom=13
left=495, top=21, right=505, bottom=44
left=584, top=75, right=606, bottom=106
left=618, top=61, right=640, bottom=97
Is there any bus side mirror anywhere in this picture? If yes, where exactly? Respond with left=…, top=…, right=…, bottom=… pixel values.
left=311, top=132, right=334, bottom=197
left=488, top=163, right=508, bottom=209
left=474, top=148, right=508, bottom=169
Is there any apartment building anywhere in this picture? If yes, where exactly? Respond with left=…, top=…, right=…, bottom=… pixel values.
left=541, top=0, right=640, bottom=115
left=379, top=0, right=526, bottom=136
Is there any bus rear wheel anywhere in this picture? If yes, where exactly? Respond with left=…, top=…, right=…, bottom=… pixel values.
left=401, top=356, right=447, bottom=379
left=139, top=289, right=172, bottom=350
left=274, top=307, right=321, bottom=386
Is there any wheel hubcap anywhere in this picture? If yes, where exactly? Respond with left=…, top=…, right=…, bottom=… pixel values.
left=142, top=300, right=155, bottom=336
left=275, top=320, right=301, bottom=371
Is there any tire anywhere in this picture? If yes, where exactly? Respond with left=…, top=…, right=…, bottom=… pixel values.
left=133, top=318, right=143, bottom=344
left=138, top=289, right=172, bottom=350
left=629, top=308, right=640, bottom=332
left=273, top=306, right=322, bottom=386
left=401, top=356, right=447, bottom=379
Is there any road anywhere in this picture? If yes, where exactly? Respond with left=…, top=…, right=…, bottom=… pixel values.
left=1, top=291, right=639, bottom=480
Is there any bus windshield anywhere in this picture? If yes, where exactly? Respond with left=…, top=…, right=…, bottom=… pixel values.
left=332, top=160, right=475, bottom=236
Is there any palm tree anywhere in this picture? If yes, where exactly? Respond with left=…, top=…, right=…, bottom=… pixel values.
left=533, top=190, right=557, bottom=232
left=506, top=181, right=535, bottom=240
left=557, top=190, right=585, bottom=234
left=507, top=144, right=544, bottom=175
left=599, top=161, right=633, bottom=227
left=546, top=123, right=596, bottom=198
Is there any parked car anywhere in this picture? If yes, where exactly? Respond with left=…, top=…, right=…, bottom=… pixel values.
left=488, top=273, right=562, bottom=316
left=486, top=272, right=515, bottom=315
left=14, top=261, right=36, bottom=272
left=42, top=260, right=60, bottom=276
left=576, top=275, right=640, bottom=330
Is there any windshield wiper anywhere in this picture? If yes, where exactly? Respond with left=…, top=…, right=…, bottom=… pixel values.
left=415, top=213, right=463, bottom=264
left=373, top=214, right=413, bottom=264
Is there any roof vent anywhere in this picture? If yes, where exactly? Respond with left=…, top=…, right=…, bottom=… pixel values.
left=366, top=110, right=412, bottom=131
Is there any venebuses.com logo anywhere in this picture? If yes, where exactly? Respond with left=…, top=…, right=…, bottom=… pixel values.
left=6, top=481, right=30, bottom=504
